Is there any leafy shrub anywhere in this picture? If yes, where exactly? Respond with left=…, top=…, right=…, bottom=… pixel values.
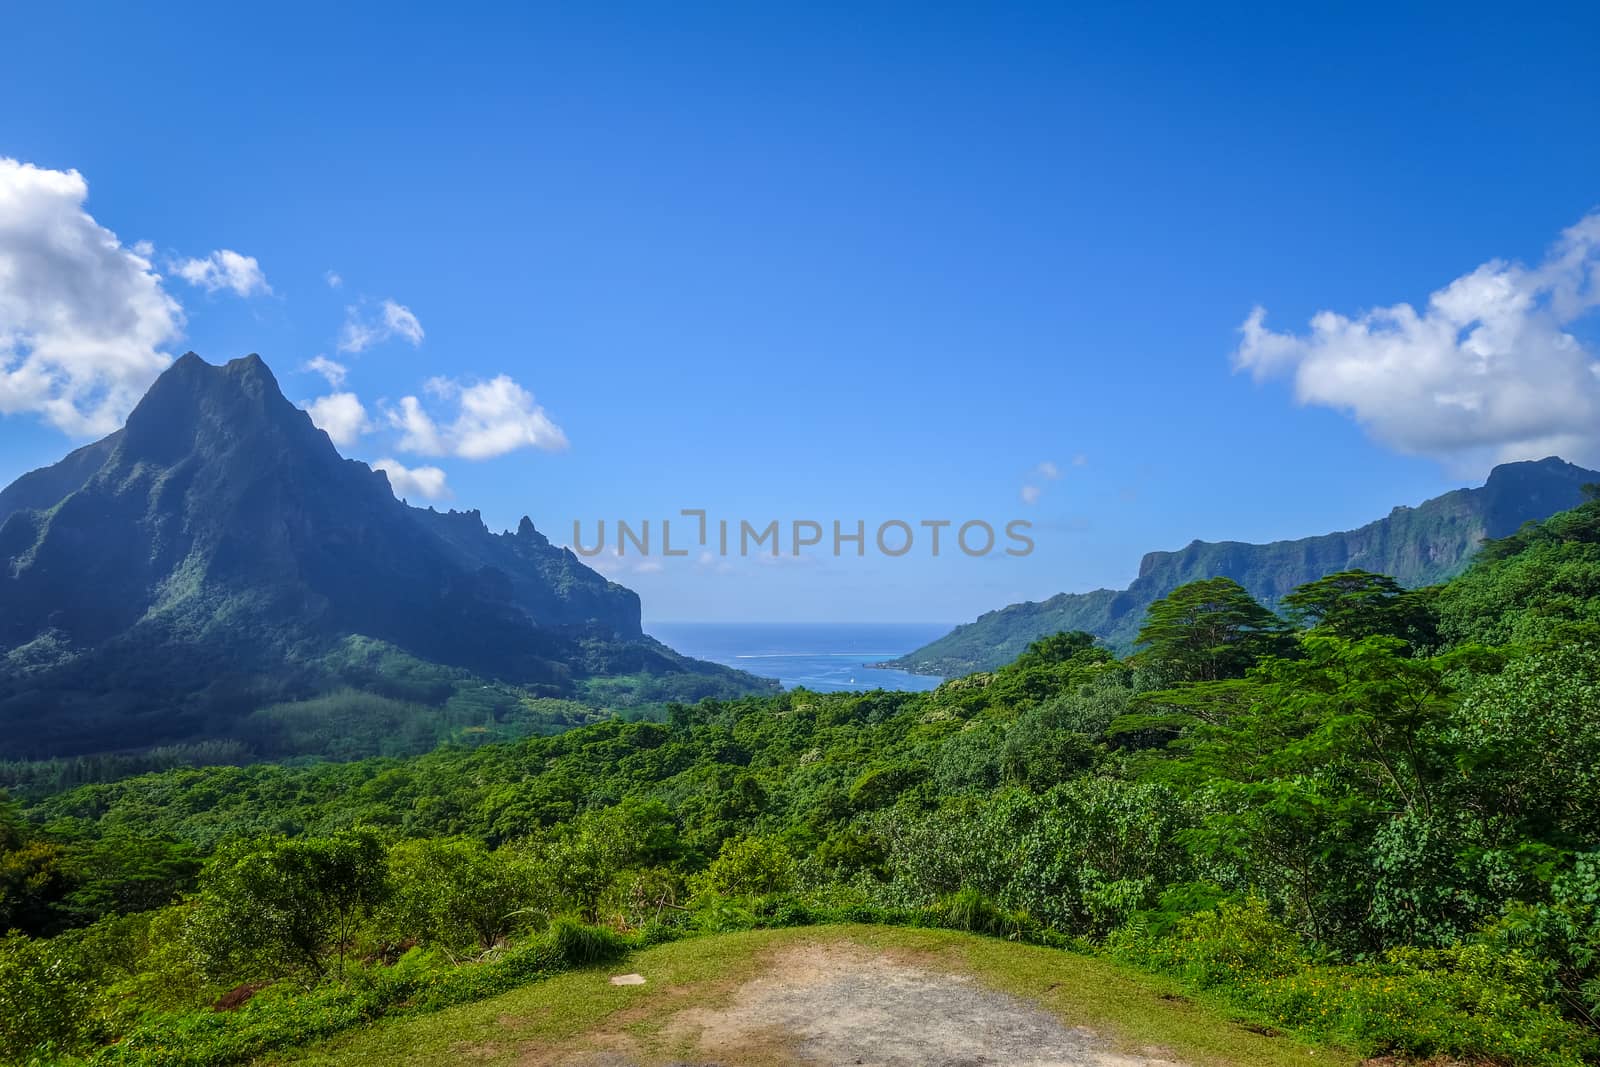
left=384, top=837, right=546, bottom=953
left=872, top=779, right=1192, bottom=935
left=543, top=917, right=627, bottom=967
left=188, top=829, right=389, bottom=984
left=697, top=835, right=796, bottom=898
left=89, top=919, right=627, bottom=1065
left=1111, top=899, right=1597, bottom=1065
left=941, top=886, right=1010, bottom=936
left=0, top=931, right=96, bottom=1063
left=752, top=893, right=815, bottom=927
left=1479, top=851, right=1600, bottom=1024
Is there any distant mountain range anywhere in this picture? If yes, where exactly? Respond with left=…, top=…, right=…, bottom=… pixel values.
left=0, top=354, right=772, bottom=759
left=879, top=457, right=1599, bottom=676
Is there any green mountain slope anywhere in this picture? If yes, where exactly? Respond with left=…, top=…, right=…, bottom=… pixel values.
left=882, top=457, right=1599, bottom=675
left=0, top=354, right=772, bottom=759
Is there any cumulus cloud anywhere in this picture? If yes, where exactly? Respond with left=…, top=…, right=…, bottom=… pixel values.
left=0, top=157, right=183, bottom=436
left=304, top=392, right=370, bottom=447
left=324, top=270, right=343, bottom=289
left=304, top=355, right=347, bottom=387
left=388, top=395, right=445, bottom=454
left=372, top=458, right=451, bottom=500
left=1235, top=211, right=1600, bottom=469
left=387, top=374, right=567, bottom=459
left=1020, top=459, right=1065, bottom=504
left=338, top=299, right=424, bottom=353
left=172, top=249, right=270, bottom=297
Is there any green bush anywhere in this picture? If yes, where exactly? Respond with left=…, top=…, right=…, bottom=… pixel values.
left=941, top=886, right=1010, bottom=936
left=752, top=893, right=815, bottom=927
left=384, top=837, right=546, bottom=953
left=89, top=919, right=627, bottom=1066
left=1111, top=899, right=1597, bottom=1066
left=0, top=931, right=97, bottom=1064
left=543, top=917, right=627, bottom=967
left=697, top=835, right=796, bottom=898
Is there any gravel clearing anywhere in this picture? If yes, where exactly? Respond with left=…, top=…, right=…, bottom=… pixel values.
left=552, top=940, right=1188, bottom=1067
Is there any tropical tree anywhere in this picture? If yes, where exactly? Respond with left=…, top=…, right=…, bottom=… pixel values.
left=1134, top=577, right=1289, bottom=682
left=1162, top=636, right=1496, bottom=947
left=0, top=931, right=92, bottom=1061
left=385, top=837, right=545, bottom=953
left=63, top=833, right=200, bottom=920
left=698, top=835, right=796, bottom=897
left=1281, top=569, right=1436, bottom=647
left=189, top=828, right=388, bottom=983
left=1012, top=630, right=1101, bottom=669
left=0, top=803, right=72, bottom=937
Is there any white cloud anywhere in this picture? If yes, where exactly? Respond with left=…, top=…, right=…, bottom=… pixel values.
left=304, top=355, right=347, bottom=387
left=387, top=374, right=568, bottom=459
left=388, top=395, right=446, bottom=454
left=579, top=545, right=667, bottom=578
left=0, top=158, right=182, bottom=436
left=304, top=392, right=370, bottom=447
left=1019, top=460, right=1061, bottom=504
left=583, top=548, right=622, bottom=575
left=324, top=270, right=343, bottom=289
left=695, top=550, right=736, bottom=575
left=338, top=298, right=424, bottom=353
left=447, top=376, right=567, bottom=459
left=1072, top=453, right=1088, bottom=467
left=1235, top=211, right=1600, bottom=469
left=372, top=458, right=451, bottom=500
left=172, top=249, right=270, bottom=297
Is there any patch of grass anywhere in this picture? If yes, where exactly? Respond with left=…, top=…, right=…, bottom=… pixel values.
left=270, top=926, right=1355, bottom=1067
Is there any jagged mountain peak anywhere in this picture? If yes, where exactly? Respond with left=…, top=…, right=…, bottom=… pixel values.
left=118, top=351, right=333, bottom=467
left=0, top=353, right=767, bottom=758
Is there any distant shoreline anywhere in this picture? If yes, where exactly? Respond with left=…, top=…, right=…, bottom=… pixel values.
left=862, top=659, right=942, bottom=678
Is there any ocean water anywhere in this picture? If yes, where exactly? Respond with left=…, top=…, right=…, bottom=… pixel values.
left=648, top=621, right=950, bottom=692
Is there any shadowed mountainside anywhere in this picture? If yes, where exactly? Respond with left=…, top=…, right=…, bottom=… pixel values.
left=0, top=353, right=771, bottom=757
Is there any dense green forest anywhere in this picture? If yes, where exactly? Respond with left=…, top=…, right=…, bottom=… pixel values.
left=6, top=496, right=1600, bottom=1065
left=0, top=637, right=759, bottom=797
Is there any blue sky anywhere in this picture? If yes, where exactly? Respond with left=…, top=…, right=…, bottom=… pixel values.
left=2, top=2, right=1598, bottom=622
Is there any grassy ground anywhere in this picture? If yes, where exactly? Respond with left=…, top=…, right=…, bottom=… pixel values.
left=269, top=925, right=1357, bottom=1067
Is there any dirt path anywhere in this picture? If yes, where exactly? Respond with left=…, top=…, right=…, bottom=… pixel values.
left=535, top=940, right=1187, bottom=1067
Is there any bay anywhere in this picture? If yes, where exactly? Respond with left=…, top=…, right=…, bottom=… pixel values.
left=648, top=621, right=949, bottom=693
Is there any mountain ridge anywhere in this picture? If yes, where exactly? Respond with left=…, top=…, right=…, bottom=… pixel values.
left=0, top=353, right=771, bottom=758
left=879, top=456, right=1600, bottom=675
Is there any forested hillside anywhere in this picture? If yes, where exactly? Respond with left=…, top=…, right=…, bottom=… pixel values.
left=882, top=456, right=1598, bottom=675
left=3, top=496, right=1600, bottom=1064
left=0, top=354, right=773, bottom=761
